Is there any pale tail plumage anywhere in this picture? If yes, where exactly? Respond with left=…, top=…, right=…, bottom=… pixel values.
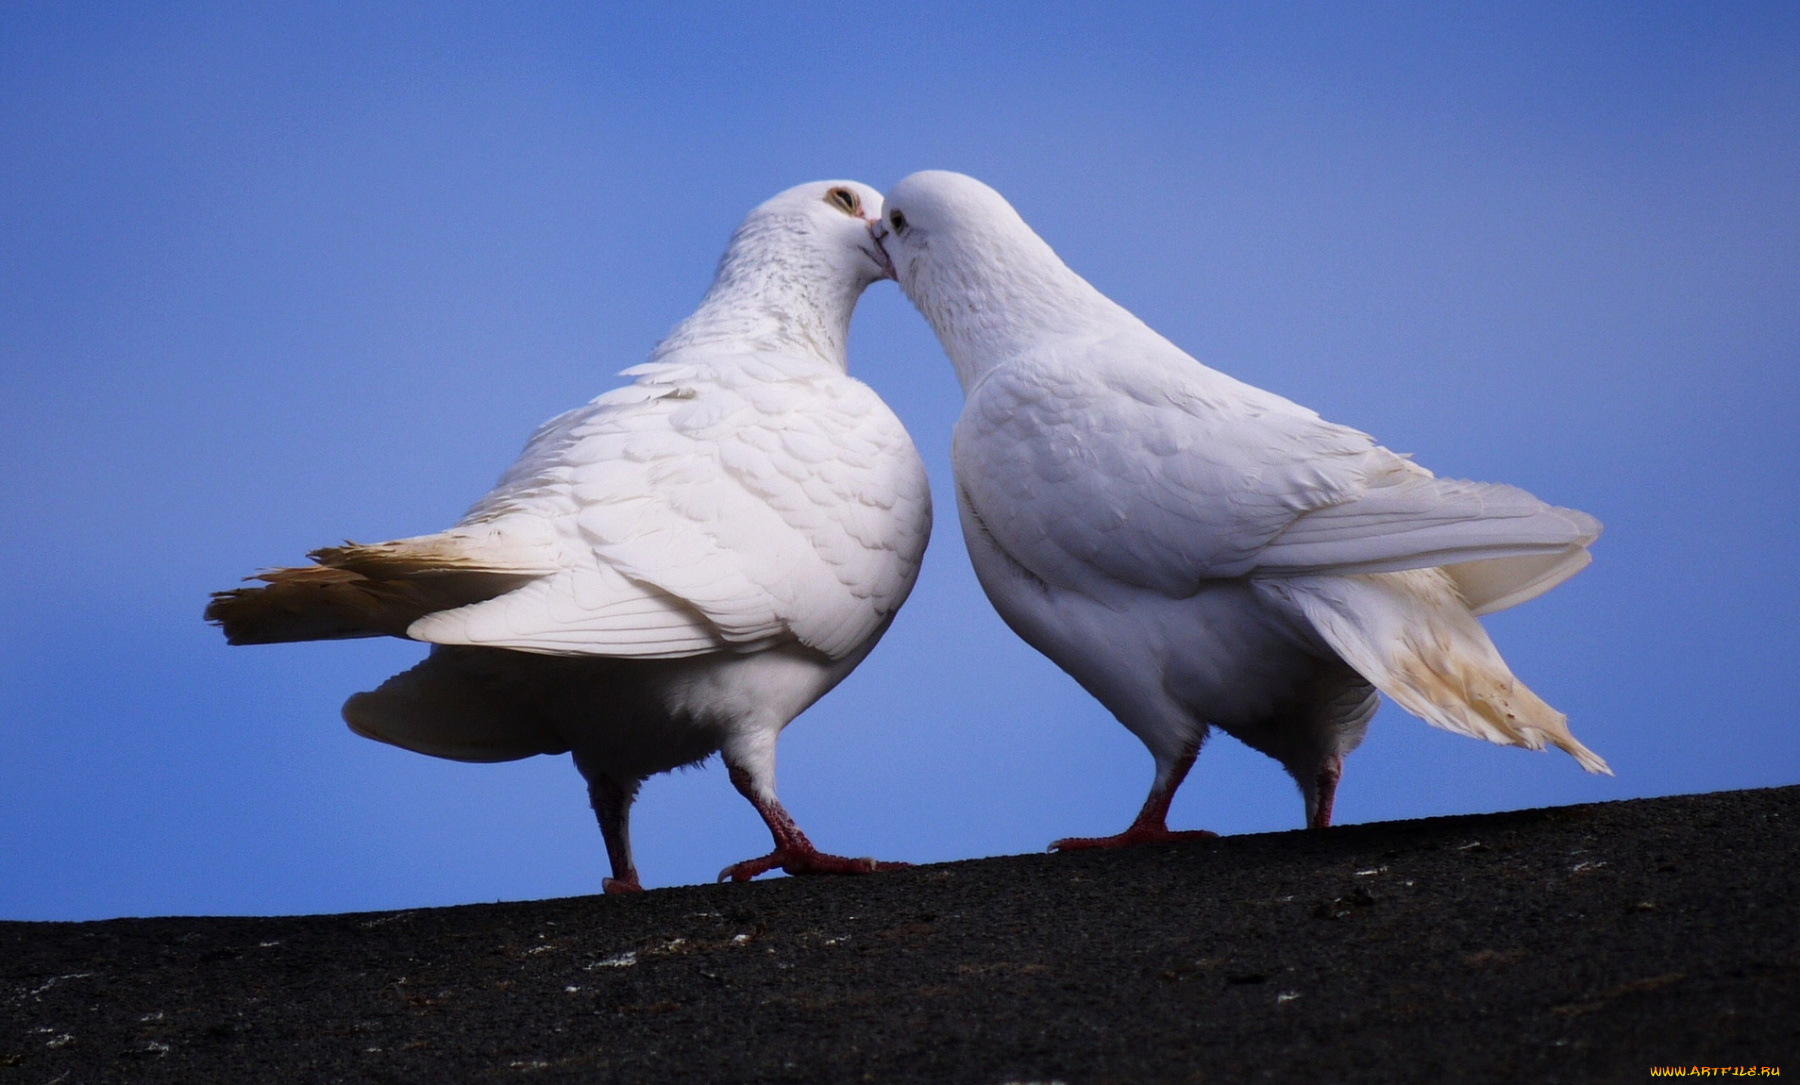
left=1260, top=568, right=1611, bottom=774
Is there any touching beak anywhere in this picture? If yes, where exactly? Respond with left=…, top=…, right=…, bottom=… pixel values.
left=864, top=217, right=896, bottom=280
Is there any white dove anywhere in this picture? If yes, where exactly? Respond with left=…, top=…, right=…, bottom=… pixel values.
left=208, top=180, right=931, bottom=892
left=876, top=170, right=1606, bottom=848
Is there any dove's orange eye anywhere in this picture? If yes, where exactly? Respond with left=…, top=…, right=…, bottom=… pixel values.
left=824, top=187, right=861, bottom=216
left=888, top=210, right=908, bottom=233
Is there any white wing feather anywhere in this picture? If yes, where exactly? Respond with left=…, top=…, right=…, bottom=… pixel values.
left=957, top=329, right=1597, bottom=604
left=409, top=351, right=931, bottom=660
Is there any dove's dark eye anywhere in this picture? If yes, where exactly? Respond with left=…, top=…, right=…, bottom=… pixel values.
left=888, top=210, right=908, bottom=233
left=824, top=187, right=861, bottom=216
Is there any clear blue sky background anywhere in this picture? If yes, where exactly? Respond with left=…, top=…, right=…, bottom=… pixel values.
left=3, top=3, right=1796, bottom=920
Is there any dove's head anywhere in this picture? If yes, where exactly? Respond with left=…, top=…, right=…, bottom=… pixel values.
left=876, top=171, right=1117, bottom=394
left=739, top=179, right=895, bottom=286
left=655, top=180, right=892, bottom=369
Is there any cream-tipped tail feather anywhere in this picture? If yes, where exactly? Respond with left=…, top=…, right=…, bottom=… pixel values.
left=1259, top=567, right=1611, bottom=775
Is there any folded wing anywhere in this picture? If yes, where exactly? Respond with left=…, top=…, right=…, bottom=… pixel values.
left=1258, top=467, right=1600, bottom=614
left=407, top=352, right=931, bottom=660
left=957, top=331, right=1597, bottom=612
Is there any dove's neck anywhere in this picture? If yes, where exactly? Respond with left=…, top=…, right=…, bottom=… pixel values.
left=908, top=240, right=1139, bottom=396
left=651, top=215, right=866, bottom=371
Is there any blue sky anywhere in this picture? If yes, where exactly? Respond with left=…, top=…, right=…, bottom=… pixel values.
left=3, top=3, right=1796, bottom=920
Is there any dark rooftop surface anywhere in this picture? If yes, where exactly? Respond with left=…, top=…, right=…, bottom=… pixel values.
left=4, top=785, right=1795, bottom=1083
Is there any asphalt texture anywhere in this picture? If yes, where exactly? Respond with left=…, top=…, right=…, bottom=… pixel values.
left=4, top=786, right=1795, bottom=1084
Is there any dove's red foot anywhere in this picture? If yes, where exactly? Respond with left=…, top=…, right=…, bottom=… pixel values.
left=1052, top=744, right=1215, bottom=852
left=720, top=763, right=906, bottom=884
left=602, top=875, right=644, bottom=895
left=1050, top=824, right=1217, bottom=852
left=719, top=845, right=907, bottom=883
left=583, top=772, right=646, bottom=896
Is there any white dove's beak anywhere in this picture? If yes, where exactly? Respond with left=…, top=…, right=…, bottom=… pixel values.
left=864, top=219, right=897, bottom=280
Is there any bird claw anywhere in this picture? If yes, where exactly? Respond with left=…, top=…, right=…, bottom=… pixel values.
left=1049, top=826, right=1217, bottom=852
left=718, top=847, right=909, bottom=884
left=602, top=875, right=644, bottom=895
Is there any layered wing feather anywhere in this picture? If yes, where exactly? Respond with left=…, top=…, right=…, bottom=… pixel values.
left=955, top=328, right=1596, bottom=607
left=1259, top=467, right=1600, bottom=614
left=409, top=350, right=931, bottom=660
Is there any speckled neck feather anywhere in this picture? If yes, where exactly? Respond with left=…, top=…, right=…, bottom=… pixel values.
left=654, top=210, right=867, bottom=371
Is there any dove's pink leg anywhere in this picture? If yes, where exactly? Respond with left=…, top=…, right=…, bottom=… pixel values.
left=1308, top=755, right=1344, bottom=830
left=1050, top=744, right=1217, bottom=851
left=718, top=765, right=909, bottom=883
left=586, top=774, right=644, bottom=895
